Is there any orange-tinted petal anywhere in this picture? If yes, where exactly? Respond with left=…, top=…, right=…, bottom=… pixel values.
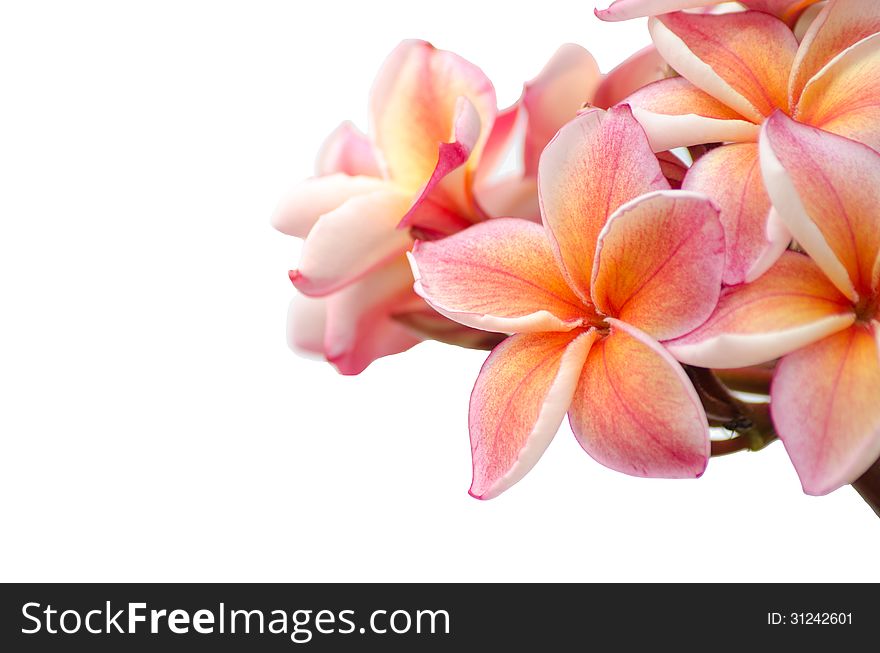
left=469, top=330, right=598, bottom=499
left=668, top=251, right=856, bottom=368
left=793, top=3, right=826, bottom=42
left=410, top=218, right=588, bottom=334
left=370, top=40, right=496, bottom=192
left=789, top=0, right=880, bottom=105
left=397, top=95, right=486, bottom=231
left=591, top=190, right=724, bottom=341
left=569, top=319, right=710, bottom=479
left=761, top=111, right=880, bottom=300
left=773, top=323, right=880, bottom=495
left=626, top=77, right=760, bottom=151
left=682, top=142, right=790, bottom=285
left=746, top=1, right=822, bottom=24
left=650, top=11, right=798, bottom=122
left=795, top=32, right=880, bottom=153
left=538, top=106, right=669, bottom=302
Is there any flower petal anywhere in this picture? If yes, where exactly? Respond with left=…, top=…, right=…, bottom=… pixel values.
left=745, top=1, right=822, bottom=24
left=475, top=176, right=540, bottom=222
left=596, top=1, right=821, bottom=24
left=370, top=40, right=496, bottom=193
left=521, top=44, right=602, bottom=176
left=595, top=0, right=719, bottom=22
left=474, top=45, right=603, bottom=220
left=290, top=187, right=413, bottom=296
left=593, top=45, right=671, bottom=109
left=315, top=121, right=381, bottom=178
left=773, top=323, right=880, bottom=495
left=793, top=3, right=826, bottom=42
left=591, top=190, right=724, bottom=341
left=649, top=12, right=798, bottom=122
left=286, top=294, right=328, bottom=357
left=789, top=0, right=880, bottom=105
left=795, top=32, right=880, bottom=153
left=569, top=319, right=710, bottom=479
left=322, top=256, right=422, bottom=375
left=626, top=77, right=760, bottom=151
left=657, top=150, right=688, bottom=189
left=398, top=96, right=485, bottom=231
left=409, top=218, right=588, bottom=334
left=399, top=196, right=476, bottom=241
left=474, top=104, right=520, bottom=187
left=271, top=174, right=390, bottom=238
left=874, top=248, right=880, bottom=296
left=469, top=330, right=598, bottom=499
left=538, top=105, right=669, bottom=302
left=760, top=111, right=880, bottom=300
left=682, top=142, right=790, bottom=285
left=667, top=251, right=856, bottom=368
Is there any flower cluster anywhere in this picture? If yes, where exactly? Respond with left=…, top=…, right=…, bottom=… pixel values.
left=274, top=0, right=880, bottom=503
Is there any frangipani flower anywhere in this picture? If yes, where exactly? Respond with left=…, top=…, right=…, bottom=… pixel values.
left=623, top=0, right=880, bottom=285
left=669, top=112, right=880, bottom=495
left=595, top=0, right=822, bottom=24
left=410, top=106, right=725, bottom=498
left=274, top=40, right=670, bottom=374
left=273, top=40, right=500, bottom=374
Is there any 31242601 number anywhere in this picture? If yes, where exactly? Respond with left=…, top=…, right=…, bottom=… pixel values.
left=767, top=612, right=852, bottom=625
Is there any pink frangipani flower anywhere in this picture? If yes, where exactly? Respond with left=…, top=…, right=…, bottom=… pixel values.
left=274, top=40, right=672, bottom=374
left=273, top=40, right=498, bottom=374
left=669, top=112, right=880, bottom=495
left=622, top=0, right=880, bottom=286
left=410, top=106, right=725, bottom=498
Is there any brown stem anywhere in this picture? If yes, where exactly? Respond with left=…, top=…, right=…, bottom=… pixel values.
left=689, top=368, right=880, bottom=520
left=853, top=458, right=880, bottom=518
left=685, top=366, right=777, bottom=456
left=710, top=437, right=753, bottom=457
left=715, top=363, right=775, bottom=396
left=685, top=366, right=742, bottom=424
left=391, top=311, right=505, bottom=351
left=709, top=411, right=777, bottom=457
left=710, top=426, right=777, bottom=457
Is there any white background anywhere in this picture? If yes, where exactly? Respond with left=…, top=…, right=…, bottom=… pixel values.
left=1, top=0, right=877, bottom=582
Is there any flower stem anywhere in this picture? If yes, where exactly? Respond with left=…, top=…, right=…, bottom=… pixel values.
left=710, top=436, right=753, bottom=457
left=688, top=368, right=880, bottom=520
left=685, top=366, right=777, bottom=456
left=714, top=363, right=775, bottom=396
left=853, top=458, right=880, bottom=518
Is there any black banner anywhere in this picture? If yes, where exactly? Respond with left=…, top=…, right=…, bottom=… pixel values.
left=0, top=583, right=875, bottom=650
